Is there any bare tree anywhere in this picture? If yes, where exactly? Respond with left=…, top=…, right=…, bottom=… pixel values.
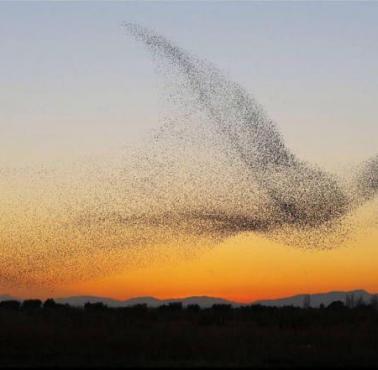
left=346, top=293, right=355, bottom=308
left=303, top=295, right=311, bottom=309
left=370, top=294, right=378, bottom=310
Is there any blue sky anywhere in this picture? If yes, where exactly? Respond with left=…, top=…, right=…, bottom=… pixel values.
left=1, top=1, right=377, bottom=168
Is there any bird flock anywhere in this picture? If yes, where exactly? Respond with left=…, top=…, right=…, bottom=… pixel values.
left=0, top=24, right=376, bottom=287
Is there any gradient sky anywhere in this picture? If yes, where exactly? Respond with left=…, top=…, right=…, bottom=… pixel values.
left=2, top=1, right=378, bottom=167
left=1, top=1, right=378, bottom=301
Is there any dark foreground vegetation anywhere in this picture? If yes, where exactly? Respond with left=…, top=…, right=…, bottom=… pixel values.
left=1, top=298, right=378, bottom=368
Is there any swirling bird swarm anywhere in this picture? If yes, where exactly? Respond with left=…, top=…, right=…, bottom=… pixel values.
left=0, top=24, right=376, bottom=287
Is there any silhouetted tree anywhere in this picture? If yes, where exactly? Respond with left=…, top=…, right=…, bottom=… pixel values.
left=0, top=300, right=20, bottom=310
left=43, top=298, right=57, bottom=309
left=22, top=299, right=42, bottom=311
left=187, top=304, right=200, bottom=312
left=303, top=295, right=311, bottom=309
left=327, top=300, right=345, bottom=310
left=129, top=303, right=148, bottom=311
left=159, top=302, right=183, bottom=312
left=84, top=302, right=107, bottom=312
left=370, top=294, right=378, bottom=310
left=212, top=304, right=232, bottom=311
left=346, top=293, right=355, bottom=308
left=355, top=295, right=365, bottom=307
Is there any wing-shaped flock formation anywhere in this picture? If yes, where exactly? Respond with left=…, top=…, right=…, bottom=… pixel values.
left=0, top=24, right=376, bottom=287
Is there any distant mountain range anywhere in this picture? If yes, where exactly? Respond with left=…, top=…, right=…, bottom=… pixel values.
left=0, top=294, right=236, bottom=309
left=0, top=289, right=376, bottom=308
left=254, top=289, right=374, bottom=308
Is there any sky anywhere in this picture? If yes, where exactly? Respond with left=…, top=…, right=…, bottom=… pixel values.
left=1, top=1, right=378, bottom=301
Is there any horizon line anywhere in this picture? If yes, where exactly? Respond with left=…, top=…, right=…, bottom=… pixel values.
left=1, top=288, right=377, bottom=304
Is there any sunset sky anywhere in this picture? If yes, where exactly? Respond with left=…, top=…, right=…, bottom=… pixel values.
left=1, top=1, right=377, bottom=302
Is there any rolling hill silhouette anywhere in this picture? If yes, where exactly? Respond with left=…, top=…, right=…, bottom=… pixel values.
left=1, top=289, right=374, bottom=308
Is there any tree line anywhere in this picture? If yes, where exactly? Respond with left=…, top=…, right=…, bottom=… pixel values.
left=0, top=296, right=378, bottom=367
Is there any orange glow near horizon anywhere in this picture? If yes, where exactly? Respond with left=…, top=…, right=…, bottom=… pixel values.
left=7, top=214, right=376, bottom=303
left=72, top=230, right=378, bottom=303
left=1, top=169, right=377, bottom=302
